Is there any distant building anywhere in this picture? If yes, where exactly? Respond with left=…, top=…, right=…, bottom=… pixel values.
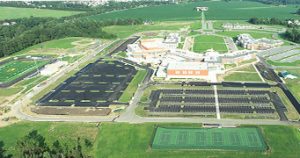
left=236, top=34, right=283, bottom=50
left=222, top=23, right=257, bottom=30
left=278, top=71, right=298, bottom=79
left=163, top=33, right=180, bottom=49
left=40, top=61, right=68, bottom=76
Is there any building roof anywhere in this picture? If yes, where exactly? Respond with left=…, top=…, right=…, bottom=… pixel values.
left=167, top=62, right=208, bottom=70
left=140, top=39, right=165, bottom=50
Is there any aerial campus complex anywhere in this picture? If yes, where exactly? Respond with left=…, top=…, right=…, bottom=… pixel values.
left=0, top=0, right=300, bottom=157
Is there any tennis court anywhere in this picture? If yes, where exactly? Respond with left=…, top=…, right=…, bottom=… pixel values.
left=152, top=127, right=267, bottom=151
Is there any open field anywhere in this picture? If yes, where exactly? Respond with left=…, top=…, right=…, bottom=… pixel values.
left=9, top=37, right=95, bottom=58
left=0, top=122, right=98, bottom=155
left=223, top=72, right=262, bottom=82
left=88, top=1, right=299, bottom=21
left=0, top=7, right=83, bottom=20
left=94, top=123, right=300, bottom=158
left=103, top=21, right=192, bottom=38
left=152, top=127, right=266, bottom=151
left=217, top=30, right=275, bottom=39
left=276, top=69, right=300, bottom=102
left=268, top=60, right=300, bottom=67
left=119, top=69, right=147, bottom=103
left=1, top=122, right=300, bottom=158
left=193, top=35, right=227, bottom=53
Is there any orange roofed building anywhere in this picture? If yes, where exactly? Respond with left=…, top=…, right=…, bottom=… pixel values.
left=166, top=62, right=209, bottom=80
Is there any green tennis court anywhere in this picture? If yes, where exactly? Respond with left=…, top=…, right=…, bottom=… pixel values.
left=152, top=127, right=267, bottom=151
left=0, top=59, right=48, bottom=83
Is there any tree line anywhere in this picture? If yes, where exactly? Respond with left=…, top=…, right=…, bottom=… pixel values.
left=0, top=1, right=176, bottom=12
left=246, top=0, right=300, bottom=5
left=0, top=130, right=93, bottom=158
left=0, top=17, right=143, bottom=58
left=248, top=17, right=299, bottom=27
left=248, top=17, right=300, bottom=43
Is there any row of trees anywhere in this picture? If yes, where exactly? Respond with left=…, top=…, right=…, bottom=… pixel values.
left=0, top=1, right=176, bottom=12
left=0, top=17, right=143, bottom=58
left=285, top=28, right=300, bottom=43
left=1, top=130, right=93, bottom=158
left=246, top=0, right=300, bottom=5
left=249, top=17, right=299, bottom=27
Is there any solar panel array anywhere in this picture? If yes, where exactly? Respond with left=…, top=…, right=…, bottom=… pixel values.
left=38, top=60, right=137, bottom=107
left=148, top=88, right=283, bottom=115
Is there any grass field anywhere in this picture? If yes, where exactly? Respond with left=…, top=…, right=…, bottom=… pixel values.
left=1, top=122, right=300, bottom=158
left=276, top=69, right=300, bottom=102
left=152, top=127, right=266, bottom=151
left=193, top=35, right=227, bottom=53
left=0, top=7, right=82, bottom=20
left=0, top=59, right=48, bottom=83
left=267, top=60, right=300, bottom=67
left=0, top=122, right=98, bottom=155
left=224, top=72, right=262, bottom=82
left=103, top=21, right=192, bottom=38
left=217, top=30, right=275, bottom=39
left=94, top=123, right=300, bottom=158
left=119, top=70, right=147, bottom=103
left=88, top=1, right=298, bottom=21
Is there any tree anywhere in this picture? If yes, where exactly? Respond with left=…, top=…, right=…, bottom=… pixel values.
left=0, top=141, right=11, bottom=158
left=16, top=130, right=49, bottom=158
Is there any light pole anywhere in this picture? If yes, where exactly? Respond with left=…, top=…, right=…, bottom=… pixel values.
left=195, top=7, right=208, bottom=30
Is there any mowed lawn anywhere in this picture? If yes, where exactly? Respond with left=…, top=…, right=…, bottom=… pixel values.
left=94, top=123, right=300, bottom=158
left=119, top=69, right=147, bottom=103
left=0, top=7, right=83, bottom=20
left=223, top=64, right=262, bottom=82
left=88, top=1, right=298, bottom=21
left=1, top=122, right=300, bottom=158
left=0, top=122, right=98, bottom=155
left=217, top=30, right=275, bottom=39
left=193, top=35, right=227, bottom=53
left=224, top=72, right=262, bottom=82
left=276, top=69, right=300, bottom=102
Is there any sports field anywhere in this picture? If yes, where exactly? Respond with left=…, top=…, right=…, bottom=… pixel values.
left=152, top=127, right=266, bottom=151
left=0, top=7, right=83, bottom=20
left=88, top=1, right=298, bottom=21
left=0, top=59, right=48, bottom=83
left=193, top=35, right=227, bottom=53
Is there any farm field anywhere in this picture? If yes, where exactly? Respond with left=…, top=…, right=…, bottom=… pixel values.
left=0, top=7, right=83, bottom=20
left=94, top=123, right=300, bottom=158
left=103, top=21, right=192, bottom=38
left=88, top=1, right=299, bottom=21
left=193, top=35, right=227, bottom=53
left=0, top=59, right=48, bottom=83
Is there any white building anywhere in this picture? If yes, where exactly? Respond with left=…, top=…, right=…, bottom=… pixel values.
left=236, top=34, right=283, bottom=50
left=40, top=61, right=68, bottom=76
